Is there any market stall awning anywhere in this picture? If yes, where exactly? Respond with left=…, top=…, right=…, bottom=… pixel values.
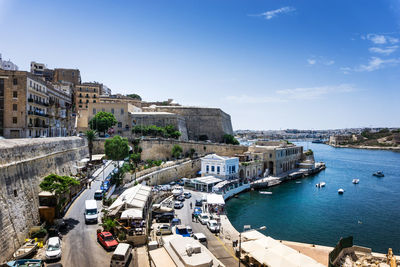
left=120, top=208, right=143, bottom=220
left=206, top=193, right=225, bottom=205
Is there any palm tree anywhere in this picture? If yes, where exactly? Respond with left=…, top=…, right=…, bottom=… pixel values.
left=85, top=130, right=96, bottom=162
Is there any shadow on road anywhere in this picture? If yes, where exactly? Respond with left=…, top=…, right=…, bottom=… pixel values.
left=59, top=218, right=80, bottom=235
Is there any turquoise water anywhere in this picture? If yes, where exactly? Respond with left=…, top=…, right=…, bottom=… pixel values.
left=225, top=142, right=400, bottom=254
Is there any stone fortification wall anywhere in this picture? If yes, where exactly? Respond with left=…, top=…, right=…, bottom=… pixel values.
left=125, top=159, right=201, bottom=186
left=93, top=138, right=248, bottom=161
left=0, top=137, right=88, bottom=263
left=144, top=106, right=233, bottom=142
left=139, top=139, right=248, bottom=161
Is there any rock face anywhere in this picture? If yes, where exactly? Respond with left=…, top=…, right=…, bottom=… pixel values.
left=0, top=137, right=88, bottom=263
left=144, top=106, right=233, bottom=142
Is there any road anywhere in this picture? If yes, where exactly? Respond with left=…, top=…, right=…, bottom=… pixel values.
left=59, top=161, right=130, bottom=267
left=174, top=190, right=238, bottom=267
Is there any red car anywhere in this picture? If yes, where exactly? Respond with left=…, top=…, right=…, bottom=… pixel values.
left=97, top=231, right=118, bottom=250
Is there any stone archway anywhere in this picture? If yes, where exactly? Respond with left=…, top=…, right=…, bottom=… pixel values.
left=239, top=169, right=245, bottom=179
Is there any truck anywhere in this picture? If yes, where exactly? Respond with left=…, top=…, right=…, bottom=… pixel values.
left=84, top=200, right=98, bottom=224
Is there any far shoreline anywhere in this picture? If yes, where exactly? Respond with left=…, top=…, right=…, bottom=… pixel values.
left=328, top=144, right=400, bottom=151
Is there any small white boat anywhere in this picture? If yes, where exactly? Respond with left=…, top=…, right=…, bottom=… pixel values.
left=338, top=188, right=344, bottom=194
left=259, top=191, right=273, bottom=195
left=296, top=181, right=302, bottom=184
left=316, top=182, right=326, bottom=188
left=13, top=239, right=39, bottom=260
left=352, top=179, right=359, bottom=184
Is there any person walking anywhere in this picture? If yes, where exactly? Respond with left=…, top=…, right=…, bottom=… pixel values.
left=190, top=202, right=192, bottom=209
left=192, top=213, right=194, bottom=222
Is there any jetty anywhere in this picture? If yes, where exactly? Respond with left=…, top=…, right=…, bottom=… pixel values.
left=251, top=162, right=326, bottom=189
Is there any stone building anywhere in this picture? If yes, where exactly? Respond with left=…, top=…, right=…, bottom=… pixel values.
left=329, top=135, right=353, bottom=146
left=245, top=143, right=303, bottom=176
left=75, top=82, right=102, bottom=110
left=239, top=160, right=264, bottom=180
left=0, top=69, right=74, bottom=138
left=53, top=68, right=81, bottom=85
left=143, top=106, right=233, bottom=142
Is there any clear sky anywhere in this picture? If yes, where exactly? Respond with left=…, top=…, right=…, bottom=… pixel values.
left=1, top=0, right=399, bottom=130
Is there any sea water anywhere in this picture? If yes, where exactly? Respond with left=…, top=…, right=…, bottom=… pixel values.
left=225, top=142, right=400, bottom=254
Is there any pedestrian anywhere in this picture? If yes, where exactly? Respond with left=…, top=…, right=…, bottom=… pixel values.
left=195, top=215, right=198, bottom=223
left=190, top=202, right=192, bottom=209
left=192, top=213, right=194, bottom=222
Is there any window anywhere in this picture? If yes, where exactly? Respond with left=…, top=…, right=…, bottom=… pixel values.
left=13, top=104, right=17, bottom=111
left=86, top=94, right=89, bottom=98
left=118, top=122, right=122, bottom=128
left=86, top=100, right=89, bottom=103
left=12, top=117, right=17, bottom=124
left=79, top=93, right=82, bottom=97
left=217, top=166, right=220, bottom=174
left=79, top=105, right=82, bottom=108
left=111, top=108, right=114, bottom=114
left=232, top=166, right=236, bottom=173
left=121, top=108, right=124, bottom=115
left=79, top=99, right=82, bottom=103
left=206, top=165, right=209, bottom=172
left=13, top=78, right=18, bottom=85
left=13, top=91, right=18, bottom=98
left=93, top=100, right=96, bottom=103
left=0, top=79, right=4, bottom=96
left=211, top=166, right=215, bottom=172
left=93, top=108, right=96, bottom=114
left=93, top=94, right=96, bottom=98
left=14, top=189, right=18, bottom=197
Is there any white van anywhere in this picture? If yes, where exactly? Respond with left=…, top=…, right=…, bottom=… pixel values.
left=110, top=243, right=132, bottom=267
left=84, top=199, right=98, bottom=224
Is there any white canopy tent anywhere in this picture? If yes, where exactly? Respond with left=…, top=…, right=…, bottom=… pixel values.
left=240, top=231, right=325, bottom=267
left=108, top=184, right=152, bottom=214
left=206, top=193, right=225, bottom=205
left=120, top=208, right=143, bottom=220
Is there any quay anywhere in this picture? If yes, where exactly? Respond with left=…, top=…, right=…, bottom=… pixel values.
left=251, top=162, right=326, bottom=189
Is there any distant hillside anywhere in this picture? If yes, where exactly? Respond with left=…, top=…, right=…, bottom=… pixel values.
left=348, top=129, right=400, bottom=147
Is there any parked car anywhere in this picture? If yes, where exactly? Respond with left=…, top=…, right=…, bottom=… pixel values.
left=175, top=225, right=191, bottom=237
left=195, top=199, right=203, bottom=207
left=184, top=192, right=191, bottom=199
left=207, top=220, right=220, bottom=233
left=110, top=243, right=132, bottom=267
left=193, top=233, right=208, bottom=247
left=45, top=237, right=62, bottom=261
left=97, top=232, right=119, bottom=251
left=176, top=195, right=185, bottom=202
left=156, top=224, right=172, bottom=236
left=155, top=212, right=175, bottom=223
left=169, top=181, right=176, bottom=186
left=171, top=218, right=181, bottom=227
left=198, top=213, right=210, bottom=225
left=186, top=226, right=193, bottom=236
left=94, top=190, right=103, bottom=200
left=177, top=180, right=184, bottom=186
left=174, top=201, right=184, bottom=209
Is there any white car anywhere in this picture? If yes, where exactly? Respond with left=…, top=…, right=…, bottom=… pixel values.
left=186, top=225, right=193, bottom=236
left=184, top=192, right=192, bottom=198
left=45, top=236, right=62, bottom=260
left=207, top=220, right=220, bottom=233
left=198, top=213, right=210, bottom=225
left=157, top=224, right=172, bottom=235
left=193, top=233, right=208, bottom=247
left=174, top=201, right=184, bottom=209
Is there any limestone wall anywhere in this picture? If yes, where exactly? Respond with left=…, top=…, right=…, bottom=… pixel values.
left=92, top=138, right=248, bottom=161
left=0, top=137, right=88, bottom=262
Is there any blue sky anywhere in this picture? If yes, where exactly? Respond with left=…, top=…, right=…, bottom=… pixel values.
left=1, top=0, right=399, bottom=130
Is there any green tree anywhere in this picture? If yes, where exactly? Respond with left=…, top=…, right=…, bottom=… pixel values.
left=126, top=94, right=142, bottom=101
left=85, top=129, right=96, bottom=162
left=171, top=144, right=183, bottom=159
left=130, top=152, right=141, bottom=170
left=40, top=174, right=80, bottom=196
left=105, top=135, right=130, bottom=185
left=189, top=148, right=196, bottom=158
left=102, top=218, right=117, bottom=233
left=89, top=111, right=117, bottom=135
left=223, top=134, right=240, bottom=145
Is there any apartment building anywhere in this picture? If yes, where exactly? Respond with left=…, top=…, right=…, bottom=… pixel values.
left=75, top=82, right=102, bottom=110
left=0, top=69, right=73, bottom=138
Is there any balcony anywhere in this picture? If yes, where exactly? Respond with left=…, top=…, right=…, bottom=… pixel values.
left=28, top=111, right=48, bottom=117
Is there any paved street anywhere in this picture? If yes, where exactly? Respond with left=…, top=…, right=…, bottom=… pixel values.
left=59, top=161, right=132, bottom=267
left=173, top=190, right=238, bottom=267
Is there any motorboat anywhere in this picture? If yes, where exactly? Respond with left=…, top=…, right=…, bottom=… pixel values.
left=13, top=239, right=39, bottom=260
left=6, top=259, right=43, bottom=267
left=338, top=188, right=344, bottom=194
left=259, top=191, right=273, bottom=195
left=373, top=171, right=384, bottom=177
left=316, top=182, right=326, bottom=188
left=352, top=179, right=359, bottom=184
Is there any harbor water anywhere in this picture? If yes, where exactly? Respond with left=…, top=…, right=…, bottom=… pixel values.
left=225, top=142, right=400, bottom=254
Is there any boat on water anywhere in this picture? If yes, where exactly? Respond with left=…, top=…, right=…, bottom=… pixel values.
left=259, top=191, right=273, bottom=195
left=316, top=182, right=326, bottom=188
left=312, top=140, right=324, bottom=143
left=338, top=188, right=344, bottom=194
left=352, top=179, right=360, bottom=184
left=7, top=259, right=43, bottom=267
left=12, top=239, right=39, bottom=260
left=296, top=181, right=302, bottom=184
left=373, top=171, right=384, bottom=177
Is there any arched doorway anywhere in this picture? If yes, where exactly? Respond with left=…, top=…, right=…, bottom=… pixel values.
left=239, top=169, right=244, bottom=179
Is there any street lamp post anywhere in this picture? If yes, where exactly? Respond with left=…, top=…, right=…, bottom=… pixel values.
left=238, top=225, right=266, bottom=267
